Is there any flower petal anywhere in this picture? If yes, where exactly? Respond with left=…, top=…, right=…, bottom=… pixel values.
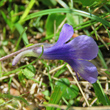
left=35, top=35, right=98, bottom=61
left=67, top=35, right=98, bottom=60
left=66, top=59, right=98, bottom=83
left=55, top=24, right=74, bottom=46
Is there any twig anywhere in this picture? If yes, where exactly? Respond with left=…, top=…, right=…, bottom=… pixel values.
left=39, top=103, right=110, bottom=110
left=56, top=18, right=67, bottom=33
left=90, top=98, right=97, bottom=106
left=49, top=64, right=66, bottom=74
left=66, top=64, right=90, bottom=107
left=0, top=73, right=17, bottom=81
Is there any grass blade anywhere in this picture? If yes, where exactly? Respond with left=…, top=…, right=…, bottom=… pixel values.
left=0, top=10, right=13, bottom=30
left=18, top=0, right=35, bottom=24
left=15, top=23, right=29, bottom=46
left=98, top=49, right=108, bottom=69
left=93, top=80, right=110, bottom=105
left=46, top=86, right=64, bottom=110
left=23, top=8, right=110, bottom=27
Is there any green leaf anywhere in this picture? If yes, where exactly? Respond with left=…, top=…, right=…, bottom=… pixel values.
left=67, top=13, right=83, bottom=26
left=79, top=0, right=100, bottom=6
left=22, top=68, right=35, bottom=79
left=15, top=23, right=29, bottom=45
left=26, top=64, right=36, bottom=74
left=18, top=71, right=26, bottom=86
left=10, top=10, right=18, bottom=23
left=0, top=62, right=2, bottom=78
left=0, top=0, right=7, bottom=7
left=42, top=90, right=50, bottom=97
left=98, top=49, right=108, bottom=69
left=0, top=93, right=29, bottom=105
left=39, top=0, right=57, bottom=6
left=8, top=77, right=13, bottom=94
left=54, top=68, right=67, bottom=77
left=18, top=0, right=35, bottom=24
left=0, top=99, right=5, bottom=105
left=25, top=43, right=34, bottom=47
left=15, top=26, right=27, bottom=51
left=46, top=86, right=64, bottom=110
left=93, top=80, right=110, bottom=105
left=1, top=40, right=8, bottom=46
left=55, top=78, right=79, bottom=100
left=64, top=85, right=79, bottom=100
left=24, top=8, right=110, bottom=28
left=46, top=13, right=66, bottom=36
left=0, top=48, right=6, bottom=57
left=0, top=10, right=13, bottom=30
left=13, top=96, right=29, bottom=105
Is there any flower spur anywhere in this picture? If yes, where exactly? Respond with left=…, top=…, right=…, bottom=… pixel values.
left=12, top=24, right=98, bottom=84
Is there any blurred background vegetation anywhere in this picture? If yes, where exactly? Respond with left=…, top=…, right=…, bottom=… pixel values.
left=0, top=0, right=110, bottom=109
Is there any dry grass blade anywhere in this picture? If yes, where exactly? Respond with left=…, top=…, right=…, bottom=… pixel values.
left=39, top=104, right=110, bottom=110
left=66, top=64, right=90, bottom=107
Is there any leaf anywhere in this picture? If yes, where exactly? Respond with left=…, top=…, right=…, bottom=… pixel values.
left=39, top=0, right=57, bottom=6
left=0, top=48, right=6, bottom=57
left=0, top=99, right=5, bottom=105
left=15, top=23, right=29, bottom=45
left=18, top=0, right=35, bottom=24
left=79, top=0, right=100, bottom=6
left=10, top=10, right=18, bottom=23
left=0, top=0, right=7, bottom=7
left=26, top=64, right=36, bottom=74
left=24, top=8, right=110, bottom=28
left=22, top=68, right=35, bottom=79
left=67, top=13, right=83, bottom=26
left=93, top=80, right=110, bottom=105
left=55, top=78, right=79, bottom=100
left=42, top=90, right=50, bottom=97
left=54, top=68, right=67, bottom=77
left=0, top=93, right=29, bottom=105
left=64, top=85, right=79, bottom=100
left=13, top=96, right=29, bottom=105
left=98, top=49, right=108, bottom=69
left=45, top=13, right=66, bottom=36
left=46, top=86, right=64, bottom=110
left=0, top=10, right=13, bottom=30
left=18, top=71, right=26, bottom=86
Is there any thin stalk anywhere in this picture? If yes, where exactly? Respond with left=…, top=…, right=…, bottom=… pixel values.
left=66, top=64, right=90, bottom=107
left=0, top=43, right=47, bottom=61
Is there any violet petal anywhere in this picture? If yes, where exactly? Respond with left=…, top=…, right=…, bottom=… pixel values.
left=67, top=35, right=98, bottom=60
left=67, top=59, right=98, bottom=83
left=38, top=35, right=98, bottom=61
left=55, top=24, right=74, bottom=46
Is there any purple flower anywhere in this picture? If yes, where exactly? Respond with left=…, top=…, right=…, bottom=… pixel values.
left=12, top=24, right=98, bottom=83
